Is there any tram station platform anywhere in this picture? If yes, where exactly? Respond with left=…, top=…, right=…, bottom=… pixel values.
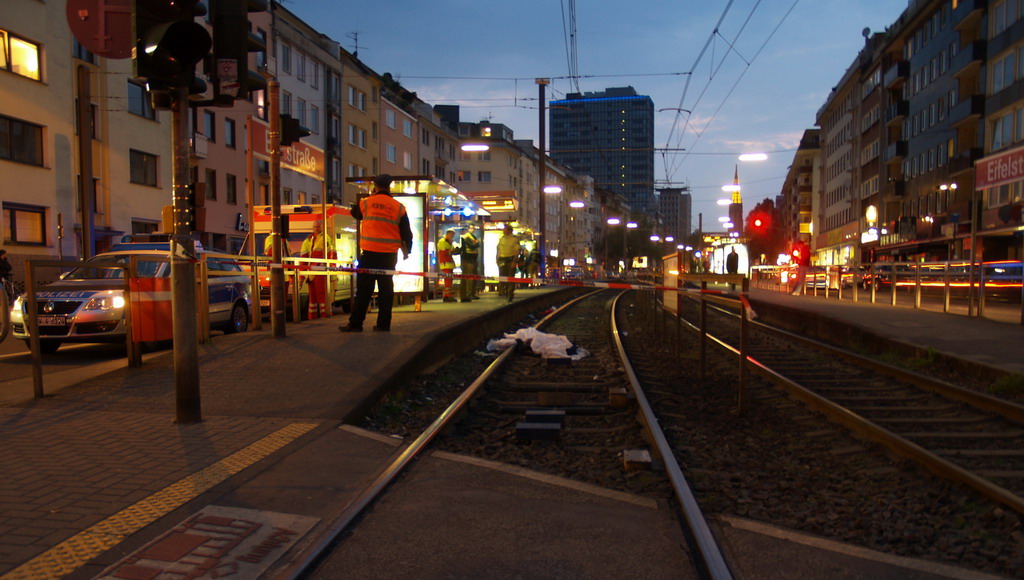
left=746, top=286, right=1024, bottom=378
left=0, top=285, right=1010, bottom=579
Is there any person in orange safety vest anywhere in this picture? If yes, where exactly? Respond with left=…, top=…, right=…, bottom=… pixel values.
left=436, top=229, right=457, bottom=302
left=300, top=220, right=335, bottom=319
left=339, top=174, right=414, bottom=332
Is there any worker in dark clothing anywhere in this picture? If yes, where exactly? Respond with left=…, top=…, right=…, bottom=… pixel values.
left=339, top=174, right=414, bottom=332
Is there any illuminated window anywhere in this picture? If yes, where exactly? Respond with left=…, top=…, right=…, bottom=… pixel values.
left=2, top=202, right=46, bottom=245
left=0, top=29, right=41, bottom=81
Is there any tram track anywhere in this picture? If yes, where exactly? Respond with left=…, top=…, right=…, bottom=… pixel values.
left=280, top=290, right=731, bottom=579
left=674, top=292, right=1024, bottom=518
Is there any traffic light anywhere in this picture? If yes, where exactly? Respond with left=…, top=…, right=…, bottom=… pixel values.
left=280, top=115, right=310, bottom=146
left=132, top=0, right=212, bottom=89
left=184, top=183, right=207, bottom=231
left=747, top=211, right=771, bottom=235
left=210, top=0, right=268, bottom=105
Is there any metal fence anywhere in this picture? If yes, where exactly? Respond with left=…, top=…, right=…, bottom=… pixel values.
left=751, top=261, right=1024, bottom=325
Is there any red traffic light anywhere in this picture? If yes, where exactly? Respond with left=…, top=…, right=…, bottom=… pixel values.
left=753, top=218, right=763, bottom=228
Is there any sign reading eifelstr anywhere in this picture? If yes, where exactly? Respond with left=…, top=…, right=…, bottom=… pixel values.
left=976, top=144, right=1024, bottom=191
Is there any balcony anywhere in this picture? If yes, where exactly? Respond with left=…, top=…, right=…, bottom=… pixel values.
left=947, top=147, right=984, bottom=175
left=952, top=0, right=985, bottom=32
left=883, top=60, right=908, bottom=88
left=951, top=40, right=985, bottom=78
left=888, top=179, right=906, bottom=197
left=885, top=100, right=908, bottom=125
left=191, top=133, right=209, bottom=160
left=950, top=94, right=985, bottom=127
left=884, top=140, right=907, bottom=162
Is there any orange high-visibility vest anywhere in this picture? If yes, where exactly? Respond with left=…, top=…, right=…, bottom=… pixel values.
left=359, top=193, right=407, bottom=253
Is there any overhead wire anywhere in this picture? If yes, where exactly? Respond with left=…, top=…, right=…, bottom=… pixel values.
left=662, top=0, right=802, bottom=186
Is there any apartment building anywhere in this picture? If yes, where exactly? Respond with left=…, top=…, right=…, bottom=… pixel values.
left=804, top=0, right=1024, bottom=266
left=779, top=130, right=821, bottom=251
left=2, top=0, right=172, bottom=275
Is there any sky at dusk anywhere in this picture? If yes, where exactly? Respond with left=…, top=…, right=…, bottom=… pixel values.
left=286, top=0, right=910, bottom=229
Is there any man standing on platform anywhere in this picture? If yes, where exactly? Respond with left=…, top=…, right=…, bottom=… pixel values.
left=459, top=225, right=480, bottom=302
left=437, top=229, right=457, bottom=303
left=496, top=225, right=521, bottom=302
left=339, top=174, right=413, bottom=332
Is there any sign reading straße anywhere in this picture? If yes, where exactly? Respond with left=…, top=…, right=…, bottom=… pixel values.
left=250, top=118, right=325, bottom=180
left=976, top=144, right=1024, bottom=191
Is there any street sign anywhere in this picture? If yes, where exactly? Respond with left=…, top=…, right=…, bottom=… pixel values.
left=66, top=0, right=132, bottom=59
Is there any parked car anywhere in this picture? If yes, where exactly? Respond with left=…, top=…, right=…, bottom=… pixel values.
left=9, top=236, right=251, bottom=353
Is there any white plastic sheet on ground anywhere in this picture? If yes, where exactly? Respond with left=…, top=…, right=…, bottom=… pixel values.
left=486, top=327, right=590, bottom=360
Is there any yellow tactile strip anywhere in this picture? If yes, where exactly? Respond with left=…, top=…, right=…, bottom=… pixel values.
left=1, top=422, right=318, bottom=580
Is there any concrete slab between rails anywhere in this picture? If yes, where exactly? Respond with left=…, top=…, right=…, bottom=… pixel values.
left=308, top=449, right=696, bottom=579
left=715, top=515, right=1005, bottom=580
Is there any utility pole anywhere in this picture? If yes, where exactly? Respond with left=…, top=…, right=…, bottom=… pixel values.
left=268, top=80, right=287, bottom=337
left=537, top=78, right=549, bottom=278
left=170, top=85, right=200, bottom=423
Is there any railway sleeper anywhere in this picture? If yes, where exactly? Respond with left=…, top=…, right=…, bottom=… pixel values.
left=870, top=415, right=995, bottom=425
left=852, top=404, right=959, bottom=412
left=902, top=429, right=1024, bottom=439
left=829, top=394, right=930, bottom=402
left=935, top=448, right=1024, bottom=457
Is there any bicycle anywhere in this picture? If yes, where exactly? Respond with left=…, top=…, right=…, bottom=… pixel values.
left=0, top=277, right=14, bottom=343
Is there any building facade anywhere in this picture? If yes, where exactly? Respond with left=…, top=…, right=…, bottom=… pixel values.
left=549, top=87, right=655, bottom=215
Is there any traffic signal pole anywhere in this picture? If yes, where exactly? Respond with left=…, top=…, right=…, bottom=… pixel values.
left=171, top=85, right=201, bottom=423
left=268, top=80, right=287, bottom=337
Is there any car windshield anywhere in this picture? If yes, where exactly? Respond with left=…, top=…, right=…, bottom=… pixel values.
left=62, top=254, right=168, bottom=279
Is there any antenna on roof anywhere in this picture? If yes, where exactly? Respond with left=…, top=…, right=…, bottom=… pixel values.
left=347, top=31, right=364, bottom=58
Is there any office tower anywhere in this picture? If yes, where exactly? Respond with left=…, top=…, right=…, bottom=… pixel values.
left=549, top=87, right=655, bottom=214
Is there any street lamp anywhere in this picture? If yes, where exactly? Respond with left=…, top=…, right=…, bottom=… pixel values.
left=738, top=152, right=768, bottom=162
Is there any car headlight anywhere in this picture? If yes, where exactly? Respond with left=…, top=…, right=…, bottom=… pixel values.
left=83, top=293, right=126, bottom=311
left=12, top=294, right=24, bottom=311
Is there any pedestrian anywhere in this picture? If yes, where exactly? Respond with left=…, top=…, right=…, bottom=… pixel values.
left=496, top=225, right=521, bottom=302
left=726, top=247, right=739, bottom=275
left=525, top=244, right=541, bottom=286
left=459, top=225, right=480, bottom=302
left=0, top=249, right=12, bottom=285
left=791, top=239, right=811, bottom=295
left=726, top=246, right=739, bottom=290
left=437, top=229, right=457, bottom=302
left=339, top=174, right=414, bottom=332
left=300, top=219, right=334, bottom=319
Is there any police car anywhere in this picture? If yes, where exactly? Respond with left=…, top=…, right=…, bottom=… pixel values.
left=10, top=236, right=251, bottom=353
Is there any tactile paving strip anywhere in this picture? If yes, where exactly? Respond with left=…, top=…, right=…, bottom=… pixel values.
left=1, top=422, right=318, bottom=580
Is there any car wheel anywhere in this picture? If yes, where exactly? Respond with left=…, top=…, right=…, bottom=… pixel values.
left=39, top=341, right=61, bottom=354
left=225, top=302, right=249, bottom=334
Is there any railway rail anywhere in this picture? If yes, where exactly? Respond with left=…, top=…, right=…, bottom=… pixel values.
left=674, top=292, right=1024, bottom=515
left=279, top=289, right=731, bottom=579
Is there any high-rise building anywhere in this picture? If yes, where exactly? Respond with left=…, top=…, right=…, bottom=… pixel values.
left=549, top=87, right=655, bottom=215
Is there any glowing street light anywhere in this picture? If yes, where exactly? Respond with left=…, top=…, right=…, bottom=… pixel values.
left=721, top=184, right=741, bottom=193
left=650, top=234, right=661, bottom=242
left=738, top=152, right=768, bottom=162
left=568, top=200, right=585, bottom=208
left=461, top=143, right=490, bottom=152
left=718, top=216, right=730, bottom=223
left=626, top=221, right=638, bottom=229
left=607, top=217, right=621, bottom=225
left=717, top=198, right=732, bottom=206
left=543, top=185, right=563, bottom=194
